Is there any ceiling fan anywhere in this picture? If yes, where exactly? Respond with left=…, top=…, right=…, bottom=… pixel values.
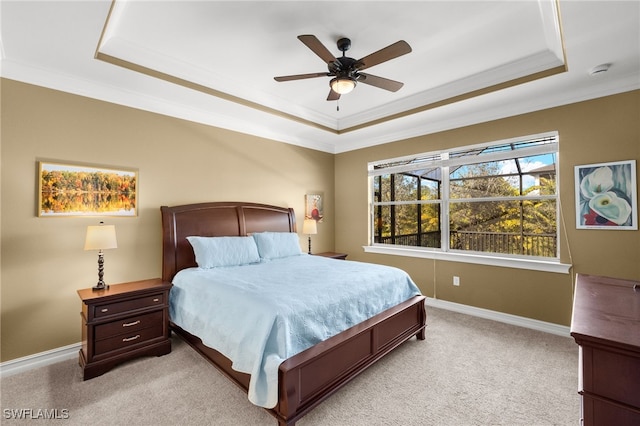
left=274, top=35, right=412, bottom=101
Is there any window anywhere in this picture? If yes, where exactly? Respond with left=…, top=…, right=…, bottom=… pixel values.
left=369, top=132, right=559, bottom=261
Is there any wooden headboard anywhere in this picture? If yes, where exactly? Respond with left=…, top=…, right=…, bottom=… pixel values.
left=160, top=202, right=296, bottom=282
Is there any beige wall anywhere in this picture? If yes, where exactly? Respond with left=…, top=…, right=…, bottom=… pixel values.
left=335, top=90, right=640, bottom=327
left=2, top=79, right=638, bottom=363
left=0, top=79, right=335, bottom=361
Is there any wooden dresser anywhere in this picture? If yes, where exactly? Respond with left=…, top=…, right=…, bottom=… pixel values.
left=78, top=278, right=172, bottom=380
left=570, top=274, right=640, bottom=425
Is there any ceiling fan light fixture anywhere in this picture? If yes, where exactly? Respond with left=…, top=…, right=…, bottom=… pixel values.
left=330, top=77, right=356, bottom=94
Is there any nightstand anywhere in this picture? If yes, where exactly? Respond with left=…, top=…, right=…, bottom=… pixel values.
left=77, top=278, right=172, bottom=380
left=313, top=251, right=348, bottom=260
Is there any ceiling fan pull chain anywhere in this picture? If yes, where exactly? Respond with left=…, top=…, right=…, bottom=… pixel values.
left=337, top=99, right=340, bottom=112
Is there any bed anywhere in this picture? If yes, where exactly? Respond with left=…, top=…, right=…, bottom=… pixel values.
left=161, top=201, right=426, bottom=426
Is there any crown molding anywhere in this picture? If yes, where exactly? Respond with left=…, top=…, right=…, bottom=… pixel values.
left=2, top=56, right=637, bottom=156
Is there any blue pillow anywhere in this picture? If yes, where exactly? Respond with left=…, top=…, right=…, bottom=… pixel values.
left=186, top=236, right=260, bottom=268
left=252, top=232, right=303, bottom=260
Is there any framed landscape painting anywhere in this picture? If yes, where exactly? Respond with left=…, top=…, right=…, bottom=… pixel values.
left=575, top=160, right=637, bottom=230
left=38, top=161, right=138, bottom=217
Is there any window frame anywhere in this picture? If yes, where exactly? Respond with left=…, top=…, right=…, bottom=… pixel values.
left=366, top=132, right=571, bottom=274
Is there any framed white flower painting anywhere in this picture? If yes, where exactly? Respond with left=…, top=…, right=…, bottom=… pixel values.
left=575, top=160, right=637, bottom=230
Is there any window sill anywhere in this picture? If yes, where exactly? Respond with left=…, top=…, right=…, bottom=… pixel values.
left=362, top=245, right=572, bottom=274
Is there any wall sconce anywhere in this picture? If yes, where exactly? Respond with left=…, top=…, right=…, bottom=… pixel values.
left=84, top=221, right=118, bottom=290
left=302, top=219, right=317, bottom=255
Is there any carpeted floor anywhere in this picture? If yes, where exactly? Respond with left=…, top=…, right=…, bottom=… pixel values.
left=0, top=307, right=580, bottom=425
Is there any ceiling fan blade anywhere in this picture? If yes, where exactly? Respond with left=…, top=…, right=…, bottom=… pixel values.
left=298, top=35, right=338, bottom=64
left=274, top=72, right=329, bottom=82
left=327, top=89, right=340, bottom=101
left=357, top=73, right=404, bottom=92
left=355, top=40, right=412, bottom=71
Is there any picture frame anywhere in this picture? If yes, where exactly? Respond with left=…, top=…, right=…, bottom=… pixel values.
left=38, top=161, right=138, bottom=217
left=305, top=193, right=323, bottom=222
left=575, top=160, right=637, bottom=230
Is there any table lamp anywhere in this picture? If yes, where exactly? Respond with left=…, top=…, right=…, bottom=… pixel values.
left=84, top=221, right=117, bottom=290
left=302, top=219, right=317, bottom=254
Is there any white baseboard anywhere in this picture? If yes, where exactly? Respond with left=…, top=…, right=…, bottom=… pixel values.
left=425, top=297, right=571, bottom=337
left=0, top=342, right=81, bottom=379
left=0, top=300, right=570, bottom=379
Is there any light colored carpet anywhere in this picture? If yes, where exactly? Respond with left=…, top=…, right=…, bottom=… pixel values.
left=1, top=307, right=580, bottom=425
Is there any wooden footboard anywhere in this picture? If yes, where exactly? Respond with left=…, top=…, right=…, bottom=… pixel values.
left=171, top=295, right=426, bottom=426
left=276, top=295, right=426, bottom=425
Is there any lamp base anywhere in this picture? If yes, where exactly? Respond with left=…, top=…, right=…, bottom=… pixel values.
left=92, top=282, right=109, bottom=291
left=92, top=251, right=109, bottom=291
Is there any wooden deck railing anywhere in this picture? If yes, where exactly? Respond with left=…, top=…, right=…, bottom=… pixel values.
left=375, top=230, right=557, bottom=257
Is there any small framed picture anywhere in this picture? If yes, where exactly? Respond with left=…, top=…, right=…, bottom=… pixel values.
left=575, top=160, right=637, bottom=230
left=305, top=194, right=323, bottom=222
left=38, top=161, right=138, bottom=217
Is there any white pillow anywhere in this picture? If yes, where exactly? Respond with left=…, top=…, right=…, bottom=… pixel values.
left=252, top=232, right=303, bottom=260
left=186, top=236, right=260, bottom=268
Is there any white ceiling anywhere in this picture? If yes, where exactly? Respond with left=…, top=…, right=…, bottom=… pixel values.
left=1, top=1, right=638, bottom=153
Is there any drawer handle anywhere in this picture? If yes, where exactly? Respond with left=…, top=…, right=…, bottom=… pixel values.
left=153, top=298, right=160, bottom=302
left=122, top=335, right=140, bottom=342
left=122, top=320, right=141, bottom=327
left=101, top=308, right=109, bottom=313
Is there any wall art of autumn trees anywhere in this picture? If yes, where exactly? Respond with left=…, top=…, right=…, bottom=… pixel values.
left=39, top=166, right=136, bottom=216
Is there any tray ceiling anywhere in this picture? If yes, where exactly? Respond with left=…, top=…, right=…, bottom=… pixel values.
left=1, top=1, right=638, bottom=153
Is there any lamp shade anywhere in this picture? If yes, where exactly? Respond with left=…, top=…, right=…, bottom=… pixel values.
left=84, top=224, right=118, bottom=251
left=302, top=219, right=317, bottom=235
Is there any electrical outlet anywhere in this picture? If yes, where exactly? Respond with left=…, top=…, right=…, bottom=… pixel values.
left=453, top=276, right=460, bottom=286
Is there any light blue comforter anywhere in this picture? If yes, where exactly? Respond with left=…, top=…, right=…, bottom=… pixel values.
left=169, top=254, right=421, bottom=408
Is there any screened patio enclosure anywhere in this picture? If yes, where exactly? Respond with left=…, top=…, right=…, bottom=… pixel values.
left=371, top=136, right=558, bottom=259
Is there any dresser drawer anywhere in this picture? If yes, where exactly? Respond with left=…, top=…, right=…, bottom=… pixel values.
left=583, top=346, right=640, bottom=408
left=583, top=393, right=640, bottom=426
left=93, top=293, right=164, bottom=318
left=95, top=311, right=163, bottom=340
left=94, top=323, right=164, bottom=355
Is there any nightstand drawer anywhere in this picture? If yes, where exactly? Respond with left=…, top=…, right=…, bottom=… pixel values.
left=94, top=323, right=164, bottom=355
left=94, top=293, right=164, bottom=318
left=95, top=311, right=163, bottom=340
